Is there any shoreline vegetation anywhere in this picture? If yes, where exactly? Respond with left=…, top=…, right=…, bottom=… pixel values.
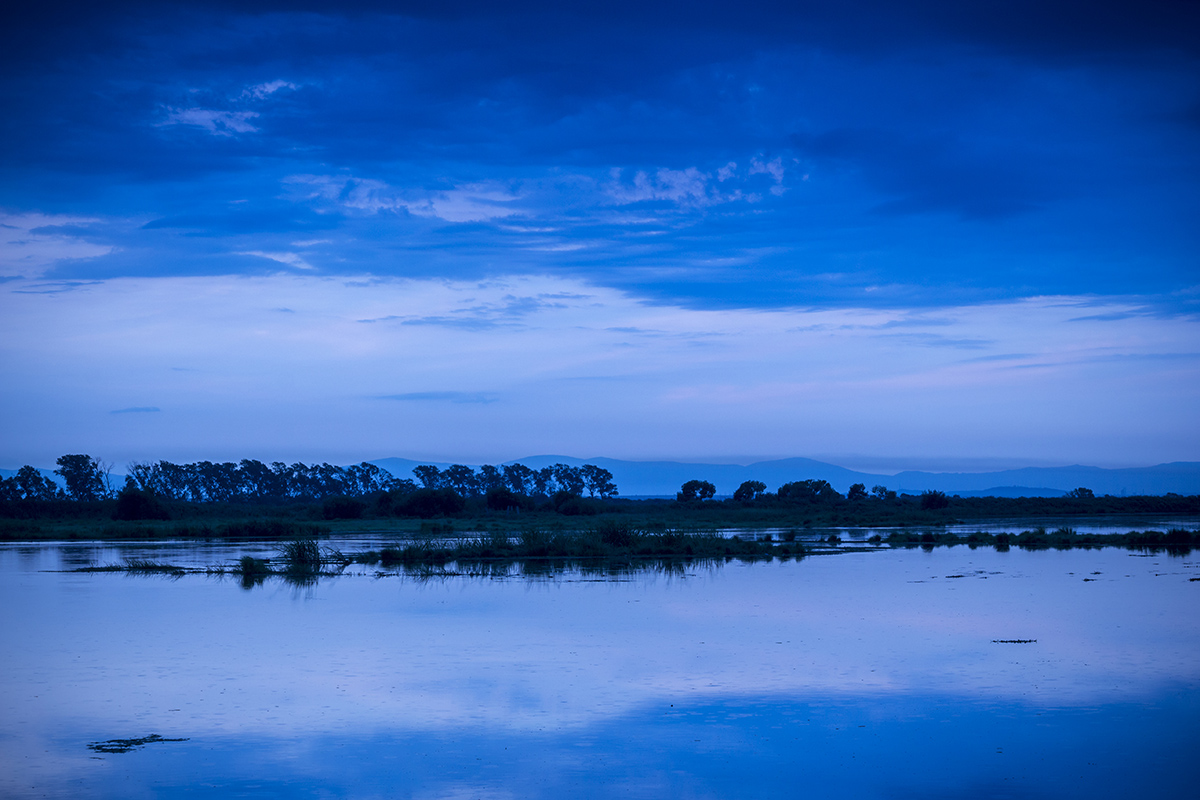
left=60, top=524, right=1200, bottom=587
left=4, top=454, right=1198, bottom=547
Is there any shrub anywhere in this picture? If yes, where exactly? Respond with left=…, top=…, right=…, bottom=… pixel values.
left=920, top=490, right=950, bottom=510
left=399, top=488, right=465, bottom=518
left=112, top=486, right=170, bottom=521
left=322, top=495, right=365, bottom=520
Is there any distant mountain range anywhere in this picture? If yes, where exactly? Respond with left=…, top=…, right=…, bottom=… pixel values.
left=371, top=456, right=1200, bottom=498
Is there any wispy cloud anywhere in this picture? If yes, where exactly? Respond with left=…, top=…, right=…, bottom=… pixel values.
left=3, top=276, right=1196, bottom=465
left=160, top=108, right=260, bottom=136
left=238, top=251, right=315, bottom=270
left=606, top=158, right=788, bottom=208
left=287, top=175, right=524, bottom=223
left=241, top=80, right=298, bottom=100
left=877, top=332, right=994, bottom=349
left=11, top=280, right=106, bottom=295
left=0, top=212, right=114, bottom=276
left=378, top=392, right=498, bottom=404
left=158, top=80, right=297, bottom=137
left=111, top=406, right=161, bottom=414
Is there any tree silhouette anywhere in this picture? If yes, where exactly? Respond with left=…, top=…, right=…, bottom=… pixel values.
left=777, top=479, right=840, bottom=502
left=733, top=480, right=766, bottom=501
left=581, top=464, right=618, bottom=498
left=55, top=454, right=110, bottom=501
left=678, top=479, right=716, bottom=502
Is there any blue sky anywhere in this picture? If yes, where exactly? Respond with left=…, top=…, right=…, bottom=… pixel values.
left=1, top=1, right=1197, bottom=470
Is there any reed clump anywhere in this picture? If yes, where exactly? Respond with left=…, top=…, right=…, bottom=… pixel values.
left=352, top=526, right=806, bottom=569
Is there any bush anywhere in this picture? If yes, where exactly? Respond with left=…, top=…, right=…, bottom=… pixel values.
left=920, top=490, right=950, bottom=510
left=399, top=488, right=465, bottom=518
left=486, top=487, right=532, bottom=512
left=595, top=519, right=635, bottom=547
left=112, top=486, right=170, bottom=521
left=553, top=491, right=600, bottom=516
left=322, top=495, right=365, bottom=520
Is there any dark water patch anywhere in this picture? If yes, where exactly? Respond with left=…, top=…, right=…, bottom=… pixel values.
left=87, top=733, right=189, bottom=754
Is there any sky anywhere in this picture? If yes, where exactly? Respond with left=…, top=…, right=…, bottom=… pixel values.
left=1, top=0, right=1198, bottom=471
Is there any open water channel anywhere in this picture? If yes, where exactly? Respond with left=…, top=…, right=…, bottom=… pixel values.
left=1, top=536, right=1197, bottom=798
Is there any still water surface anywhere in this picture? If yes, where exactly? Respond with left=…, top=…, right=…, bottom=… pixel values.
left=1, top=540, right=1197, bottom=798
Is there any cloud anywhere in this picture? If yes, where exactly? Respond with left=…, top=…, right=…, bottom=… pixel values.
left=3, top=273, right=1195, bottom=465
left=604, top=159, right=793, bottom=209
left=287, top=175, right=523, bottom=223
left=378, top=392, right=499, bottom=404
left=399, top=316, right=503, bottom=331
left=877, top=332, right=994, bottom=349
left=0, top=212, right=114, bottom=277
left=241, top=80, right=297, bottom=100
left=159, top=108, right=260, bottom=136
left=111, top=406, right=161, bottom=414
left=157, top=80, right=296, bottom=138
left=237, top=251, right=315, bottom=270
left=604, top=166, right=724, bottom=208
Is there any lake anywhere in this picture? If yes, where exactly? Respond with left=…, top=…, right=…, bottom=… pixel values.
left=1, top=539, right=1197, bottom=798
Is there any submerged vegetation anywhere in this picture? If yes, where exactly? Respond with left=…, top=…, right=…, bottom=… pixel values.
left=60, top=522, right=1200, bottom=590
left=87, top=734, right=189, bottom=754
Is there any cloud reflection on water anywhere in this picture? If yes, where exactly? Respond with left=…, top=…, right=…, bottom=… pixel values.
left=0, top=546, right=1197, bottom=797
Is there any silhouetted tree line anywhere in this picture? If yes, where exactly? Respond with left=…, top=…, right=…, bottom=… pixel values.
left=409, top=462, right=617, bottom=499
left=0, top=455, right=112, bottom=502
left=381, top=463, right=619, bottom=518
left=123, top=459, right=400, bottom=502
left=5, top=455, right=1199, bottom=526
left=1, top=455, right=619, bottom=516
left=703, top=479, right=1098, bottom=509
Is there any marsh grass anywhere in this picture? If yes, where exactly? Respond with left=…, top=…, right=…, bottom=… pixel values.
left=122, top=558, right=187, bottom=576
left=62, top=524, right=1200, bottom=588
left=885, top=527, right=1199, bottom=553
left=277, top=538, right=322, bottom=570
left=352, top=525, right=806, bottom=571
left=70, top=558, right=189, bottom=576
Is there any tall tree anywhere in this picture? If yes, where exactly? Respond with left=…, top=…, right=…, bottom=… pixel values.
left=443, top=464, right=480, bottom=496
left=477, top=465, right=506, bottom=493
left=553, top=464, right=585, bottom=496
left=413, top=465, right=443, bottom=489
left=533, top=467, right=555, bottom=496
left=503, top=463, right=537, bottom=495
left=580, top=465, right=618, bottom=498
left=15, top=465, right=61, bottom=500
left=54, top=454, right=110, bottom=501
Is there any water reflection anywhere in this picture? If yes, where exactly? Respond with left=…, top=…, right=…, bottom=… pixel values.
left=0, top=544, right=1197, bottom=798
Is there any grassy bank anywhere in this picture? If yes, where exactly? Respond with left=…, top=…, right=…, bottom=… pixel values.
left=5, top=489, right=1200, bottom=542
